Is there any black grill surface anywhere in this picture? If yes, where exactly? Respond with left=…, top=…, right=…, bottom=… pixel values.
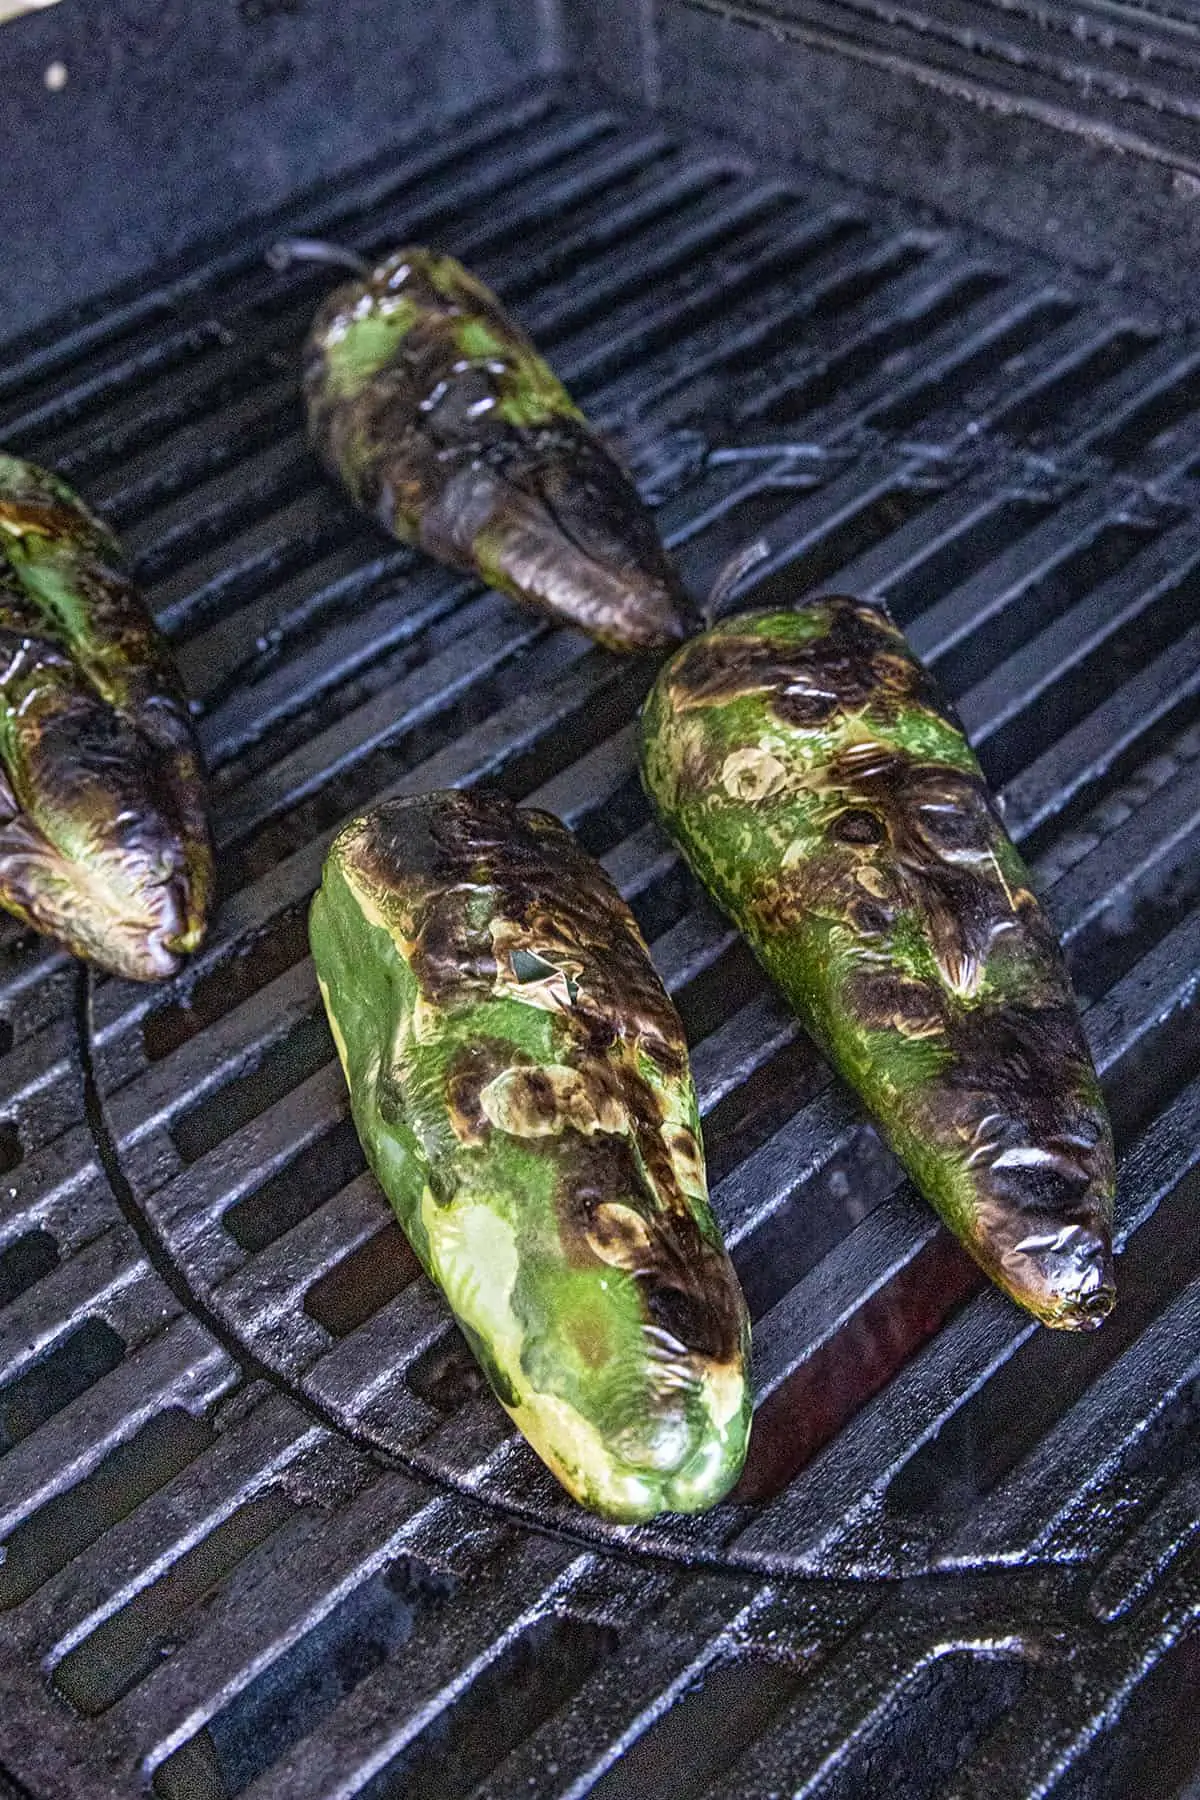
left=1, top=77, right=1199, bottom=1800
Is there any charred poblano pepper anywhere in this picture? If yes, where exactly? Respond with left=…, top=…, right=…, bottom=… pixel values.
left=297, top=243, right=693, bottom=651
left=641, top=599, right=1116, bottom=1330
left=0, top=454, right=212, bottom=980
left=310, top=789, right=750, bottom=1520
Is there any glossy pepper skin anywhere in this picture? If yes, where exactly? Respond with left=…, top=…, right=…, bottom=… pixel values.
left=0, top=454, right=212, bottom=980
left=301, top=247, right=693, bottom=651
left=641, top=599, right=1116, bottom=1330
left=310, top=789, right=751, bottom=1520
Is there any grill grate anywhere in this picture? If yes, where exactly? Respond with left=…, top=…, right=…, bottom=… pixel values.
left=0, top=76, right=1199, bottom=1800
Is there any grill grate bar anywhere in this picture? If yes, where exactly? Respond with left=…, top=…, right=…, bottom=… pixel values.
left=109, top=1470, right=432, bottom=1773
left=602, top=217, right=900, bottom=392
left=27, top=1394, right=331, bottom=1665
left=957, top=520, right=1200, bottom=764
left=0, top=1224, right=159, bottom=1392
left=750, top=891, right=1200, bottom=1381
left=468, top=145, right=734, bottom=304
left=692, top=991, right=801, bottom=1117
left=17, top=126, right=736, bottom=499
left=1067, top=905, right=1200, bottom=1114
left=300, top=1280, right=460, bottom=1441
left=0, top=85, right=561, bottom=408
left=189, top=561, right=435, bottom=765
left=124, top=445, right=319, bottom=584
left=588, top=219, right=928, bottom=430
left=952, top=1269, right=1200, bottom=1565
left=233, top=1535, right=588, bottom=1800
left=1006, top=618, right=1200, bottom=845
left=93, top=382, right=301, bottom=533
left=947, top=318, right=1158, bottom=449
left=0, top=1012, right=79, bottom=1152
left=149, top=490, right=357, bottom=643
left=470, top=1577, right=770, bottom=1800
left=903, top=486, right=1143, bottom=671
left=520, top=181, right=794, bottom=344
left=1043, top=761, right=1200, bottom=966
left=1075, top=339, right=1200, bottom=467
left=103, top=957, right=322, bottom=1166
left=526, top=722, right=642, bottom=826
left=566, top=209, right=867, bottom=406
left=0, top=101, right=620, bottom=447
left=100, top=1468, right=426, bottom=1749
left=802, top=284, right=1078, bottom=436
left=0, top=1124, right=115, bottom=1265
left=703, top=1585, right=1041, bottom=1800
left=735, top=255, right=1009, bottom=432
left=214, top=1176, right=400, bottom=1363
left=945, top=1563, right=1200, bottom=1800
left=0, top=939, right=77, bottom=1045
left=0, top=1313, right=236, bottom=1541
left=671, top=448, right=942, bottom=609
left=1088, top=1469, right=1200, bottom=1624
left=4, top=76, right=1200, bottom=1799
left=211, top=601, right=550, bottom=852
left=733, top=1061, right=1200, bottom=1577
left=146, top=1059, right=355, bottom=1287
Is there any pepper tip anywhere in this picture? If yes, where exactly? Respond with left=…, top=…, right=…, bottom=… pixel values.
left=1057, top=1277, right=1117, bottom=1331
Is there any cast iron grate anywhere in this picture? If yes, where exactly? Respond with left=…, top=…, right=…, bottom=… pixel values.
left=678, top=0, right=1200, bottom=173
left=0, top=76, right=1198, bottom=1800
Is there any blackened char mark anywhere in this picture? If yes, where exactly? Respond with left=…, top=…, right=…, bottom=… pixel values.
left=558, top=1132, right=744, bottom=1363
left=937, top=1001, right=1116, bottom=1224
left=944, top=1001, right=1106, bottom=1149
left=351, top=792, right=745, bottom=1363
left=350, top=789, right=518, bottom=893
left=368, top=248, right=536, bottom=351
left=346, top=789, right=689, bottom=1089
left=832, top=807, right=886, bottom=845
left=409, top=892, right=497, bottom=1005
left=822, top=746, right=1046, bottom=998
left=670, top=597, right=963, bottom=733
left=844, top=968, right=945, bottom=1038
left=444, top=1038, right=528, bottom=1143
left=486, top=419, right=684, bottom=603
left=0, top=499, right=184, bottom=708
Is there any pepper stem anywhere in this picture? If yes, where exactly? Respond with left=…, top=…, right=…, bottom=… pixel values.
left=265, top=238, right=372, bottom=278
left=704, top=539, right=772, bottom=627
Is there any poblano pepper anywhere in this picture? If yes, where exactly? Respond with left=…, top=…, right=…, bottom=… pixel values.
left=309, top=789, right=751, bottom=1520
left=0, top=454, right=212, bottom=980
left=294, top=242, right=693, bottom=651
left=640, top=598, right=1116, bottom=1331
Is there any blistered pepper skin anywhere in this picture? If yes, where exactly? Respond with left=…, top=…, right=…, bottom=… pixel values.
left=301, top=247, right=693, bottom=651
left=0, top=455, right=212, bottom=980
left=309, top=790, right=751, bottom=1521
left=640, top=599, right=1116, bottom=1331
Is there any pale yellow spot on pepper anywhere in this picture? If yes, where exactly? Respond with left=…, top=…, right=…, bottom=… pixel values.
left=721, top=745, right=788, bottom=803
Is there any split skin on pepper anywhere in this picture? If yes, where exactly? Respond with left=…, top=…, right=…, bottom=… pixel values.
left=310, top=788, right=751, bottom=1521
left=300, top=245, right=694, bottom=652
left=0, top=454, right=212, bottom=981
left=641, top=597, right=1116, bottom=1331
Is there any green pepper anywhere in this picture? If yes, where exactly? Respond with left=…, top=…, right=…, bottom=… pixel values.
left=640, top=598, right=1116, bottom=1330
left=295, top=242, right=693, bottom=651
left=309, top=789, right=750, bottom=1520
left=0, top=454, right=212, bottom=980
